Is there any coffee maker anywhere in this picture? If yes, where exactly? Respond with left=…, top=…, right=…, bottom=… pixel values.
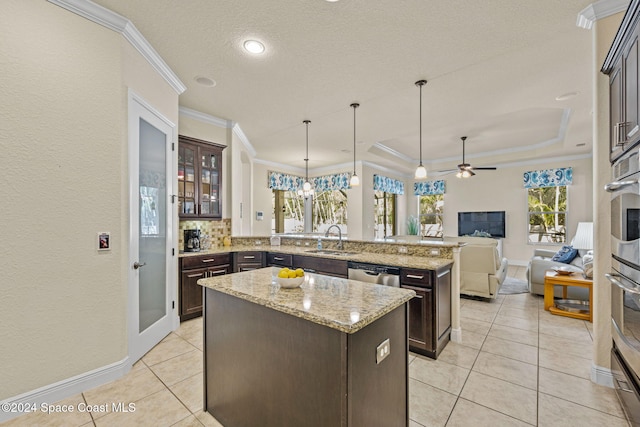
left=184, top=229, right=201, bottom=252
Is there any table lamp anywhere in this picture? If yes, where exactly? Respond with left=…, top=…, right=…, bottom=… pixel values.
left=572, top=222, right=594, bottom=251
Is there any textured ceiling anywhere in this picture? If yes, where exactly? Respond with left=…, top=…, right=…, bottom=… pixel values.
left=94, top=0, right=598, bottom=176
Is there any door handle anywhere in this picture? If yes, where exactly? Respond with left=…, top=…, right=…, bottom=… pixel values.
left=604, top=179, right=638, bottom=192
left=133, top=262, right=146, bottom=269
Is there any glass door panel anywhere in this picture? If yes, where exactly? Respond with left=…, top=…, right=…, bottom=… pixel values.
left=179, top=145, right=197, bottom=216
left=138, top=118, right=167, bottom=332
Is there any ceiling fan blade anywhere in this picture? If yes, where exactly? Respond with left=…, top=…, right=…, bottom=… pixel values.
left=472, top=167, right=497, bottom=170
left=437, top=168, right=458, bottom=173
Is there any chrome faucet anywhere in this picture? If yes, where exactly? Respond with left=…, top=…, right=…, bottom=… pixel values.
left=325, top=224, right=343, bottom=250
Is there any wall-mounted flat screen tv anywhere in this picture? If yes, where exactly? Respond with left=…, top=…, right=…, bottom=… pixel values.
left=458, top=211, right=506, bottom=238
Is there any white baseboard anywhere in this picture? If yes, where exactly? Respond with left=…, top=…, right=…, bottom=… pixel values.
left=507, top=260, right=529, bottom=267
left=0, top=357, right=131, bottom=423
left=591, top=362, right=614, bottom=388
left=451, top=327, right=462, bottom=343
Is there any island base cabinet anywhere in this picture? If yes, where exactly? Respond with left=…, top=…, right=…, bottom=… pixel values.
left=204, top=289, right=408, bottom=427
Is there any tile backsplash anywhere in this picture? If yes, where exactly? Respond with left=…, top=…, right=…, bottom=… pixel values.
left=179, top=219, right=231, bottom=250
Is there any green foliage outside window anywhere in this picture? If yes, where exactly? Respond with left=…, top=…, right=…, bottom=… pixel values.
left=527, top=186, right=567, bottom=243
left=419, top=194, right=444, bottom=237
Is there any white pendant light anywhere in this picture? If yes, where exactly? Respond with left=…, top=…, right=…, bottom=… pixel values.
left=414, top=79, right=428, bottom=179
left=298, top=120, right=315, bottom=198
left=349, top=102, right=360, bottom=187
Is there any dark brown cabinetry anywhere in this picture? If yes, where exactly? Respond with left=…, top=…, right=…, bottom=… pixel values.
left=267, top=252, right=293, bottom=268
left=179, top=253, right=231, bottom=321
left=400, top=265, right=451, bottom=359
left=603, top=1, right=640, bottom=163
left=292, top=255, right=348, bottom=278
left=234, top=251, right=265, bottom=272
left=178, top=135, right=225, bottom=219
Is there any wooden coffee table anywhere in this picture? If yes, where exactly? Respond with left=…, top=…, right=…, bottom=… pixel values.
left=544, top=270, right=593, bottom=322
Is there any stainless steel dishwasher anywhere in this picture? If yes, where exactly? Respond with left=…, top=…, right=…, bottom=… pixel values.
left=347, top=261, right=400, bottom=287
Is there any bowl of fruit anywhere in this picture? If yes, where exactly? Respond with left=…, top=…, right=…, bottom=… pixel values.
left=276, top=267, right=305, bottom=288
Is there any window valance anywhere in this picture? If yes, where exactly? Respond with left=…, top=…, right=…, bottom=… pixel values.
left=269, top=171, right=352, bottom=192
left=313, top=172, right=351, bottom=191
left=414, top=180, right=445, bottom=196
left=268, top=171, right=303, bottom=191
left=523, top=167, right=572, bottom=188
left=373, top=174, right=404, bottom=195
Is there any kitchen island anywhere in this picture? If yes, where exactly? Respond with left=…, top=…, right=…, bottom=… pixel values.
left=197, top=267, right=415, bottom=427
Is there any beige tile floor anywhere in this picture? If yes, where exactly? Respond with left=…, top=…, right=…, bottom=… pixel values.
left=1, top=265, right=630, bottom=426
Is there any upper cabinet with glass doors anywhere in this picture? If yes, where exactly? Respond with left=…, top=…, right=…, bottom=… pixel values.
left=178, top=135, right=225, bottom=219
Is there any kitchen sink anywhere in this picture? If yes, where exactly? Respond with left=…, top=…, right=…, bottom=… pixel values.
left=305, top=249, right=359, bottom=256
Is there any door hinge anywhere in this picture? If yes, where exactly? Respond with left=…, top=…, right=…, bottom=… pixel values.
left=171, top=194, right=176, bottom=203
left=172, top=301, right=175, bottom=309
left=172, top=248, right=175, bottom=256
left=172, top=142, right=175, bottom=151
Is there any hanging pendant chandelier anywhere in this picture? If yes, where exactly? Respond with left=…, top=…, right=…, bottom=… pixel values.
left=349, top=102, right=360, bottom=187
left=414, top=79, right=428, bottom=179
left=298, top=119, right=315, bottom=198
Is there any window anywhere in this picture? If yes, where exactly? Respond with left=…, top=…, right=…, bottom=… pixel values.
left=419, top=194, right=444, bottom=237
left=313, top=190, right=348, bottom=234
left=374, top=191, right=396, bottom=238
left=272, top=190, right=305, bottom=233
left=527, top=186, right=567, bottom=243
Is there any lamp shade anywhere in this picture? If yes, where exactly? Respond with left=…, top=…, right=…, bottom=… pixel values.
left=572, top=222, right=593, bottom=250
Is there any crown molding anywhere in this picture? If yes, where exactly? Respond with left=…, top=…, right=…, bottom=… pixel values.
left=48, top=0, right=186, bottom=94
left=179, top=106, right=231, bottom=128
left=577, top=0, right=629, bottom=29
left=231, top=123, right=258, bottom=158
left=253, top=158, right=306, bottom=175
left=370, top=142, right=416, bottom=164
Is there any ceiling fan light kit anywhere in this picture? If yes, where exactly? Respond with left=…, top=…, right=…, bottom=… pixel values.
left=449, top=136, right=496, bottom=178
left=349, top=102, right=360, bottom=187
left=414, top=79, right=428, bottom=180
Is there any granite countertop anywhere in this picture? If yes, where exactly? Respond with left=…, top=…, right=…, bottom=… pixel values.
left=181, top=244, right=454, bottom=270
left=197, top=267, right=415, bottom=334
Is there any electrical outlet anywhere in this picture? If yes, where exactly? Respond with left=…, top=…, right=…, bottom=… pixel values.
left=376, top=339, right=390, bottom=364
left=430, top=248, right=440, bottom=256
left=398, top=246, right=407, bottom=254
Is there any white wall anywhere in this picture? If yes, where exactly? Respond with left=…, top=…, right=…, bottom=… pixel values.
left=0, top=0, right=177, bottom=400
left=440, top=156, right=593, bottom=264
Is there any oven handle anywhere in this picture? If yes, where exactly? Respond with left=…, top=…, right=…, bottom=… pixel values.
left=604, top=179, right=638, bottom=192
left=606, top=273, right=640, bottom=294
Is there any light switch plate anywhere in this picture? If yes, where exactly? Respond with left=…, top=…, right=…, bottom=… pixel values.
left=376, top=338, right=390, bottom=364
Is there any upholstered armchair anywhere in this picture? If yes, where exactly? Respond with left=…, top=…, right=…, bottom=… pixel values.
left=445, top=236, right=508, bottom=299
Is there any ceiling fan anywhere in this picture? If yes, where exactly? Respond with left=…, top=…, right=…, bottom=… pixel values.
left=440, top=136, right=497, bottom=178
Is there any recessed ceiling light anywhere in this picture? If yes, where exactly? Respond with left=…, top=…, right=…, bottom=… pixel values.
left=243, top=40, right=265, bottom=54
left=325, top=0, right=340, bottom=2
left=194, top=76, right=216, bottom=87
left=555, top=91, right=579, bottom=101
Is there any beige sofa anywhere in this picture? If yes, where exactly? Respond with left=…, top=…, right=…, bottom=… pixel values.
left=444, top=236, right=508, bottom=299
left=527, top=248, right=585, bottom=297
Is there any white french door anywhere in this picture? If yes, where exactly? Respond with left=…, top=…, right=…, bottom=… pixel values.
left=128, top=91, right=177, bottom=364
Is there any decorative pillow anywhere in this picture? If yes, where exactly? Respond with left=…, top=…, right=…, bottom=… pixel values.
left=551, top=245, right=578, bottom=264
left=583, top=252, right=594, bottom=279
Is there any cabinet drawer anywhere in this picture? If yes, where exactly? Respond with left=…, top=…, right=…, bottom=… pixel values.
left=236, top=251, right=264, bottom=262
left=400, top=268, right=432, bottom=287
left=267, top=252, right=293, bottom=267
left=181, top=253, right=231, bottom=270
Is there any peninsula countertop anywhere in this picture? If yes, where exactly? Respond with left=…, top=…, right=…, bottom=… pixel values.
left=197, top=267, right=415, bottom=334
left=181, top=244, right=454, bottom=271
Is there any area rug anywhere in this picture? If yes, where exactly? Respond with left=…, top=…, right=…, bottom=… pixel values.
left=499, top=277, right=529, bottom=295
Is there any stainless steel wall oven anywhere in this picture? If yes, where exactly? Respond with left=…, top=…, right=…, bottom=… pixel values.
left=607, top=148, right=640, bottom=426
